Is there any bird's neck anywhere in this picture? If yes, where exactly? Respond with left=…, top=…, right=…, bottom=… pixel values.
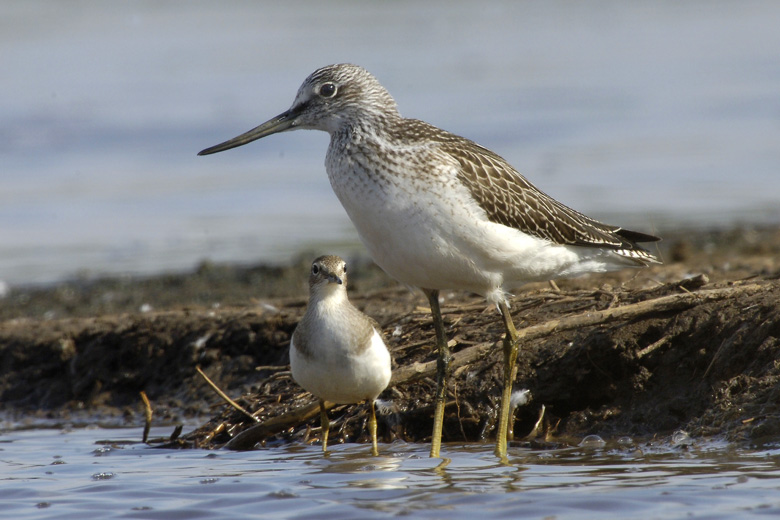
left=330, top=109, right=401, bottom=142
left=309, top=286, right=349, bottom=312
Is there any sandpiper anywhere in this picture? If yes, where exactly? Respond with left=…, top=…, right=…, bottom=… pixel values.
left=289, top=255, right=391, bottom=455
left=199, top=64, right=661, bottom=459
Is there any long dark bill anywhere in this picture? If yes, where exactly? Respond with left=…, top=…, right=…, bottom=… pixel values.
left=198, top=109, right=298, bottom=156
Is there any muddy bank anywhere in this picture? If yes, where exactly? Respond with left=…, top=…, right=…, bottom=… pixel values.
left=1, top=226, right=779, bottom=449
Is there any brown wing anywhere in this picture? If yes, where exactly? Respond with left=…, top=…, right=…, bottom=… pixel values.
left=443, top=139, right=660, bottom=261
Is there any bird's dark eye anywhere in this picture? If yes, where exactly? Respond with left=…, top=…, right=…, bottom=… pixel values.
left=312, top=264, right=320, bottom=275
left=342, top=264, right=347, bottom=273
left=319, top=83, right=337, bottom=98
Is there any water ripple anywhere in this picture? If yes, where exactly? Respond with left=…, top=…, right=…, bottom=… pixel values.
left=2, top=427, right=780, bottom=519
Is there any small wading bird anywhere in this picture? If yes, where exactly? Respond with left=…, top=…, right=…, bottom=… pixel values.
left=199, top=64, right=660, bottom=459
left=289, top=255, right=391, bottom=455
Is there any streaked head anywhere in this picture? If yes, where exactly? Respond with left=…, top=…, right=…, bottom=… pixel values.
left=198, top=64, right=398, bottom=156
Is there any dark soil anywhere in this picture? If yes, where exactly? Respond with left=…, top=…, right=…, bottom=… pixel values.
left=2, top=225, right=779, bottom=450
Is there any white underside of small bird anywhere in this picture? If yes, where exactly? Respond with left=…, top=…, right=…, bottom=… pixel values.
left=290, top=295, right=391, bottom=405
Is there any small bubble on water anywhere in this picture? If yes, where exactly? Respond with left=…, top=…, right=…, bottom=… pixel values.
left=200, top=478, right=219, bottom=485
left=579, top=435, right=606, bottom=448
left=36, top=502, right=51, bottom=509
left=617, top=436, right=634, bottom=446
left=91, top=472, right=115, bottom=481
left=93, top=446, right=112, bottom=456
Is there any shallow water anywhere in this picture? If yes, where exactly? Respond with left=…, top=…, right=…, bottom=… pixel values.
left=2, top=1, right=779, bottom=285
left=2, top=427, right=779, bottom=519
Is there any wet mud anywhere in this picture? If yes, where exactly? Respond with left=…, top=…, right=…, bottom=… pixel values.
left=2, top=226, right=779, bottom=449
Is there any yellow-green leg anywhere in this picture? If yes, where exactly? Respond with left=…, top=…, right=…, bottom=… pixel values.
left=319, top=399, right=330, bottom=453
left=494, top=301, right=520, bottom=460
left=369, top=400, right=379, bottom=456
left=425, top=289, right=451, bottom=458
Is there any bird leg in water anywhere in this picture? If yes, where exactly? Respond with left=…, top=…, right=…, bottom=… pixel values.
left=425, top=289, right=452, bottom=458
left=319, top=399, right=330, bottom=453
left=494, top=301, right=520, bottom=459
left=369, top=400, right=379, bottom=456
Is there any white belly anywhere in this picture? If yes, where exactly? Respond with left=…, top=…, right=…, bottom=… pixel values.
left=332, top=169, right=608, bottom=301
left=327, top=144, right=640, bottom=304
left=290, top=328, right=391, bottom=405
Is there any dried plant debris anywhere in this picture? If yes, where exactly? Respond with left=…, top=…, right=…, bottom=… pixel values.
left=1, top=226, right=780, bottom=449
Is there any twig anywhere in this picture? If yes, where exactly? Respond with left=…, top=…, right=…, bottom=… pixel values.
left=140, top=391, right=152, bottom=443
left=227, top=401, right=335, bottom=450
left=196, top=365, right=260, bottom=423
left=201, top=422, right=226, bottom=445
left=637, top=335, right=671, bottom=359
left=169, top=425, right=183, bottom=441
left=524, top=404, right=546, bottom=440
left=254, top=365, right=288, bottom=372
left=702, top=321, right=753, bottom=379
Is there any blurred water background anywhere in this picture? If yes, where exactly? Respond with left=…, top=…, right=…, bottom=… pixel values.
left=2, top=1, right=778, bottom=286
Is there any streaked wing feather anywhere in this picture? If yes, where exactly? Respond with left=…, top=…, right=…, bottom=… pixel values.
left=444, top=140, right=660, bottom=260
